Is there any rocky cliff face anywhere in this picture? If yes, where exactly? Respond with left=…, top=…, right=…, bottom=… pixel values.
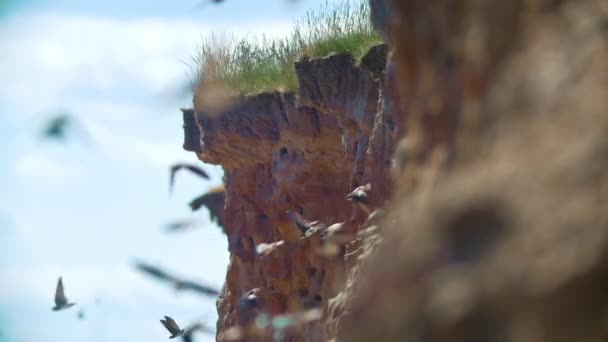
left=183, top=44, right=390, bottom=341
left=183, top=0, right=608, bottom=341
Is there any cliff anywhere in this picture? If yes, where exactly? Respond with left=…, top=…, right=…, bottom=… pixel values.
left=182, top=0, right=608, bottom=341
left=183, top=44, right=390, bottom=341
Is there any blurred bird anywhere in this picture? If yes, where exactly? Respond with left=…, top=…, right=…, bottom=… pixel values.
left=134, top=260, right=220, bottom=298
left=169, top=163, right=210, bottom=195
left=77, top=308, right=85, bottom=320
left=346, top=183, right=372, bottom=216
left=175, top=280, right=220, bottom=297
left=41, top=113, right=94, bottom=146
left=188, top=184, right=225, bottom=228
left=52, top=277, right=76, bottom=311
left=43, top=114, right=71, bottom=139
left=160, top=315, right=185, bottom=339
left=164, top=219, right=199, bottom=233
left=182, top=322, right=214, bottom=342
left=192, top=0, right=225, bottom=11
left=133, top=261, right=174, bottom=283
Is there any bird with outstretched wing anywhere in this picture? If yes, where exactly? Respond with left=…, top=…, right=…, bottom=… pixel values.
left=161, top=315, right=185, bottom=339
left=134, top=261, right=176, bottom=283
left=52, top=277, right=76, bottom=311
left=169, top=163, right=210, bottom=195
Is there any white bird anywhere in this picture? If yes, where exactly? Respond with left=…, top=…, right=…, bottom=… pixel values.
left=52, top=277, right=76, bottom=311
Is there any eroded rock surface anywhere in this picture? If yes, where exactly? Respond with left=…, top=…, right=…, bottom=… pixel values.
left=183, top=45, right=390, bottom=341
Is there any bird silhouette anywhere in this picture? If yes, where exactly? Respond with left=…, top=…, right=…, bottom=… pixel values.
left=346, top=184, right=372, bottom=216
left=160, top=315, right=185, bottom=339
left=52, top=277, right=76, bottom=311
left=164, top=219, right=199, bottom=233
left=134, top=260, right=220, bottom=298
left=188, top=184, right=225, bottom=228
left=77, top=308, right=85, bottom=320
left=43, top=114, right=71, bottom=139
left=182, top=322, right=214, bottom=342
left=175, top=280, right=220, bottom=297
left=41, top=113, right=94, bottom=147
left=134, top=261, right=174, bottom=283
left=169, top=163, right=210, bottom=195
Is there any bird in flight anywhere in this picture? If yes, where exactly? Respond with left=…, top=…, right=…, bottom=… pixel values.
left=134, top=260, right=220, bottom=298
left=160, top=315, right=185, bottom=339
left=52, top=277, right=76, bottom=311
left=164, top=219, right=199, bottom=233
left=182, top=322, right=214, bottom=342
left=346, top=183, right=372, bottom=216
left=169, top=163, right=210, bottom=195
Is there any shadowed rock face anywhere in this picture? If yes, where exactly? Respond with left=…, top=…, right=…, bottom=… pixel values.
left=183, top=45, right=390, bottom=341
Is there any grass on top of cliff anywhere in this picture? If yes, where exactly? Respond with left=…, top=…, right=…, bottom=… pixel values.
left=191, top=0, right=381, bottom=95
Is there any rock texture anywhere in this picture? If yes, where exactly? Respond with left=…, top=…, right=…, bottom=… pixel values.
left=335, top=0, right=608, bottom=342
left=182, top=0, right=608, bottom=341
left=183, top=45, right=391, bottom=341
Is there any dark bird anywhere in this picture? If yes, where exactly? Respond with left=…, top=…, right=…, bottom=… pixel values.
left=52, top=277, right=76, bottom=311
left=188, top=184, right=225, bottom=228
left=169, top=163, right=210, bottom=195
left=133, top=261, right=174, bottom=283
left=41, top=113, right=94, bottom=146
left=182, top=322, right=214, bottom=342
left=160, top=315, right=185, bottom=339
left=286, top=210, right=312, bottom=235
left=134, top=260, right=220, bottom=298
left=193, top=0, right=224, bottom=10
left=43, top=114, right=71, bottom=139
left=164, top=219, right=199, bottom=233
left=175, top=280, right=220, bottom=297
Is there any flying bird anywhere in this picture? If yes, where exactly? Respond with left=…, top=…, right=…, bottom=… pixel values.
left=175, top=280, right=220, bottom=297
left=43, top=114, right=71, bottom=139
left=164, top=219, right=199, bottom=233
left=52, top=277, right=76, bottom=311
left=169, top=163, right=210, bottom=195
left=41, top=113, right=94, bottom=146
left=182, top=322, right=214, bottom=342
left=134, top=260, right=220, bottom=298
left=160, top=315, right=185, bottom=339
left=134, top=261, right=174, bottom=283
left=77, top=308, right=85, bottom=320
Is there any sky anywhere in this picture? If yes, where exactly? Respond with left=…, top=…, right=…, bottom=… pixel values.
left=0, top=0, right=332, bottom=341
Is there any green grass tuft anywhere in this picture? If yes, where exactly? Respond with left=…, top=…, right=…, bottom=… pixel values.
left=191, top=0, right=382, bottom=95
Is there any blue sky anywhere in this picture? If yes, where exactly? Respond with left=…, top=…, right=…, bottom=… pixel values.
left=0, top=0, right=332, bottom=341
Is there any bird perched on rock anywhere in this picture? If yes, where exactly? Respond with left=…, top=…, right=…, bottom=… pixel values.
left=52, top=277, right=76, bottom=311
left=346, top=183, right=372, bottom=216
left=169, top=163, right=210, bottom=195
left=160, top=315, right=185, bottom=339
left=182, top=322, right=214, bottom=342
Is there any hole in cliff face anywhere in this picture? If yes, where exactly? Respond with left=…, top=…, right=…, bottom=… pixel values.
left=443, top=199, right=512, bottom=263
left=280, top=147, right=288, bottom=158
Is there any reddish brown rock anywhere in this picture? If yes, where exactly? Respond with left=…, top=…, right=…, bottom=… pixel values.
left=183, top=45, right=390, bottom=341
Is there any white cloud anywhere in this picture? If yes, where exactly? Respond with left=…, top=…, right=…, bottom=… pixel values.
left=0, top=11, right=292, bottom=121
